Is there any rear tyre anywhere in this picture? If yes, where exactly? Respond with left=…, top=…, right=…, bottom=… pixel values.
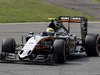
left=2, top=38, right=16, bottom=53
left=53, top=39, right=66, bottom=63
left=85, top=34, right=100, bottom=56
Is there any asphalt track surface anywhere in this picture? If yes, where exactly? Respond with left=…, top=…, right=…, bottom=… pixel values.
left=0, top=22, right=100, bottom=75
left=43, top=0, right=100, bottom=20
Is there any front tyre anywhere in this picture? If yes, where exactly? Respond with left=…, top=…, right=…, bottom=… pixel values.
left=2, top=38, right=16, bottom=53
left=85, top=34, right=100, bottom=56
left=53, top=39, right=66, bottom=63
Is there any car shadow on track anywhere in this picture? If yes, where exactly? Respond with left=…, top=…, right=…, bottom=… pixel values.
left=0, top=53, right=99, bottom=66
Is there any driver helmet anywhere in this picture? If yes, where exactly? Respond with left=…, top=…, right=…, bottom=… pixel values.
left=46, top=28, right=55, bottom=36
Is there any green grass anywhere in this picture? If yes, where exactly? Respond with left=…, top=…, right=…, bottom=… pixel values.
left=0, top=0, right=95, bottom=23
left=93, top=0, right=100, bottom=2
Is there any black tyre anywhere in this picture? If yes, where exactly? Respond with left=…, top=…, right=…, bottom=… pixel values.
left=85, top=34, right=100, bottom=56
left=0, top=52, right=6, bottom=60
left=2, top=38, right=16, bottom=53
left=53, top=39, right=66, bottom=63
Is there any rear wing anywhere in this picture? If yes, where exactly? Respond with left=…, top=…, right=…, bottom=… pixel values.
left=56, top=16, right=88, bottom=45
left=57, top=16, right=85, bottom=23
left=48, top=16, right=87, bottom=41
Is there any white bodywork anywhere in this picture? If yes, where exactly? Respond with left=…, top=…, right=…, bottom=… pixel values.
left=18, top=27, right=76, bottom=58
left=19, top=35, right=50, bottom=58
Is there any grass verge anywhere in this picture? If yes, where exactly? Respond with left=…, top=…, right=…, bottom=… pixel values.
left=93, top=0, right=100, bottom=2
left=0, top=0, right=95, bottom=23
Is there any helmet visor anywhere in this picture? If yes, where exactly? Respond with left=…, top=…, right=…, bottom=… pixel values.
left=47, top=32, right=53, bottom=36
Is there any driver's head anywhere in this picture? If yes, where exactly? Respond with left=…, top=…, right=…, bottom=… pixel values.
left=46, top=28, right=55, bottom=36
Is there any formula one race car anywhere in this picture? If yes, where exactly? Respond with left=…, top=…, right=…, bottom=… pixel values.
left=0, top=16, right=100, bottom=63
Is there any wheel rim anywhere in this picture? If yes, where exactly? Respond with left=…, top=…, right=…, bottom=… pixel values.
left=96, top=36, right=100, bottom=54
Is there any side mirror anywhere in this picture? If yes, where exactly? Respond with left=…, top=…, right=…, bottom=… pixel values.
left=29, top=32, right=34, bottom=36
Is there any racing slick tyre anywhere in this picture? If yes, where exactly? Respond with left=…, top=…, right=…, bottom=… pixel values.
left=85, top=34, right=100, bottom=56
left=1, top=38, right=16, bottom=53
left=53, top=39, right=66, bottom=63
left=0, top=52, right=6, bottom=60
